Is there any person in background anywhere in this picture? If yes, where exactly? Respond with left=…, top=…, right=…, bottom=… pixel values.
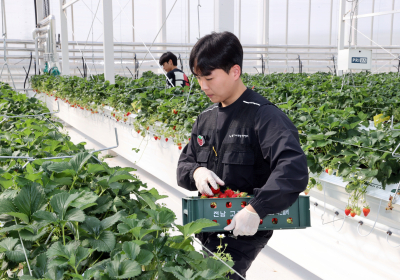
left=159, top=52, right=190, bottom=88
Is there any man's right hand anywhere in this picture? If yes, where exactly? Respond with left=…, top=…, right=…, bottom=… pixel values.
left=193, top=167, right=225, bottom=196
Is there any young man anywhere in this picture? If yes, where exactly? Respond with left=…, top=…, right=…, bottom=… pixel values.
left=176, top=32, right=308, bottom=280
left=159, top=52, right=190, bottom=88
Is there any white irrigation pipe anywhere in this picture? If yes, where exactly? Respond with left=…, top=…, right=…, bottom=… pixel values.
left=309, top=195, right=400, bottom=239
left=356, top=199, right=382, bottom=237
left=15, top=219, right=32, bottom=276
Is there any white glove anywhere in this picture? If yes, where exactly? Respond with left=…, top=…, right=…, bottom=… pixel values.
left=193, top=167, right=225, bottom=196
left=224, top=207, right=260, bottom=236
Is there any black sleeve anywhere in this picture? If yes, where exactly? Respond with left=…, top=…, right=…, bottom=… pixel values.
left=166, top=71, right=175, bottom=87
left=176, top=117, right=200, bottom=191
left=248, top=105, right=309, bottom=218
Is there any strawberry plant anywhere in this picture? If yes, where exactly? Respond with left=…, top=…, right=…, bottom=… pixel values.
left=0, top=84, right=233, bottom=279
left=31, top=71, right=400, bottom=222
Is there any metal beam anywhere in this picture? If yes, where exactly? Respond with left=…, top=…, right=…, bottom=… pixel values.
left=62, top=0, right=80, bottom=10
left=390, top=0, right=395, bottom=45
left=337, top=0, right=346, bottom=75
left=214, top=0, right=234, bottom=33
left=102, top=0, right=115, bottom=84
left=59, top=1, right=70, bottom=75
left=159, top=0, right=166, bottom=45
left=343, top=9, right=400, bottom=20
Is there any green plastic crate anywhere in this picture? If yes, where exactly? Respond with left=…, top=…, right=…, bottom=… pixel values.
left=182, top=195, right=311, bottom=232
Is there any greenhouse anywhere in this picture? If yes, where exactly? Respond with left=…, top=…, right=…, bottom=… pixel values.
left=0, top=0, right=400, bottom=279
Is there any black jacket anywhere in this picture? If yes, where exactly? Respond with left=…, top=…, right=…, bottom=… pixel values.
left=176, top=89, right=308, bottom=219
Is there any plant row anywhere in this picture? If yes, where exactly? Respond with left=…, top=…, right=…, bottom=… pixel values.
left=30, top=72, right=400, bottom=218
left=0, top=82, right=232, bottom=279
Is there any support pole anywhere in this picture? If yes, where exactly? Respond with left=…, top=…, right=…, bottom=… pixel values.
left=59, top=0, right=70, bottom=75
left=159, top=0, right=166, bottom=49
left=214, top=0, right=234, bottom=33
left=102, top=0, right=115, bottom=84
left=337, top=0, right=346, bottom=76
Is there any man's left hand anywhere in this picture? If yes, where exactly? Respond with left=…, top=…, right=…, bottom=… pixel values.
left=224, top=204, right=260, bottom=236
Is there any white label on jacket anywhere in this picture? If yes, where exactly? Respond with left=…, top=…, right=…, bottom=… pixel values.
left=229, top=134, right=249, bottom=138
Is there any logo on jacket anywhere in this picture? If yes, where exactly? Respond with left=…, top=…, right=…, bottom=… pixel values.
left=197, top=135, right=205, bottom=146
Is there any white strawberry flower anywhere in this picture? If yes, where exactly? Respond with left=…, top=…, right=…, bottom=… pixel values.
left=217, top=234, right=225, bottom=239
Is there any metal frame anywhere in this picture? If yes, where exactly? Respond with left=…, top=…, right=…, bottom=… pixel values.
left=102, top=0, right=115, bottom=83
left=60, top=0, right=70, bottom=75
left=62, top=0, right=80, bottom=10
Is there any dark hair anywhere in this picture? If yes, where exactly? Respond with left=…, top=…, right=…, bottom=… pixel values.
left=189, top=31, right=243, bottom=76
left=159, top=52, right=177, bottom=66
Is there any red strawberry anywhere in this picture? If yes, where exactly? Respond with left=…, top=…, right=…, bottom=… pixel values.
left=189, top=137, right=191, bottom=141
left=173, top=126, right=176, bottom=130
left=212, top=220, right=217, bottom=223
left=200, top=194, right=208, bottom=199
left=304, top=190, right=310, bottom=195
left=126, top=112, right=131, bottom=116
left=345, top=206, right=351, bottom=216
left=224, top=189, right=235, bottom=197
left=241, top=201, right=247, bottom=208
left=226, top=202, right=232, bottom=208
left=287, top=217, right=293, bottom=224
left=147, top=127, right=149, bottom=130
left=260, top=219, right=263, bottom=225
left=210, top=202, right=217, bottom=209
left=210, top=184, right=221, bottom=195
left=218, top=193, right=227, bottom=199
left=227, top=219, right=232, bottom=225
left=173, top=109, right=178, bottom=114
left=272, top=218, right=278, bottom=224
left=363, top=206, right=370, bottom=217
left=154, top=136, right=158, bottom=140
left=178, top=146, right=182, bottom=150
left=325, top=168, right=329, bottom=173
left=177, top=142, right=182, bottom=146
left=231, top=194, right=238, bottom=198
left=165, top=138, right=168, bottom=142
left=350, top=210, right=356, bottom=217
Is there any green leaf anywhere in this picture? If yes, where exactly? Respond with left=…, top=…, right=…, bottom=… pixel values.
left=50, top=192, right=81, bottom=221
left=47, top=162, right=75, bottom=176
left=87, top=164, right=106, bottom=174
left=162, top=267, right=199, bottom=280
left=325, top=131, right=337, bottom=136
left=89, top=231, right=116, bottom=252
left=69, top=191, right=98, bottom=210
left=105, top=259, right=142, bottom=279
left=175, top=218, right=217, bottom=239
left=0, top=237, right=18, bottom=252
left=122, top=241, right=140, bottom=260
left=108, top=170, right=136, bottom=184
left=0, top=198, right=17, bottom=214
left=69, top=152, right=92, bottom=174
left=6, top=244, right=29, bottom=263
left=7, top=212, right=30, bottom=224
left=64, top=208, right=85, bottom=222
left=136, top=249, right=154, bottom=266
left=81, top=216, right=102, bottom=236
left=101, top=210, right=125, bottom=230
left=13, top=184, right=47, bottom=223
left=33, top=210, right=58, bottom=223
left=90, top=195, right=113, bottom=214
